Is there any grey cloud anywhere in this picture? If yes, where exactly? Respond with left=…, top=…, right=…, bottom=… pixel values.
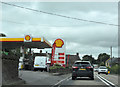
left=1, top=2, right=118, bottom=58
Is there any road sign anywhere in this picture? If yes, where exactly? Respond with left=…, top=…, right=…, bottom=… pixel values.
left=58, top=53, right=65, bottom=59
left=51, top=38, right=65, bottom=66
left=25, top=35, right=31, bottom=40
left=54, top=39, right=64, bottom=48
left=24, top=35, right=32, bottom=42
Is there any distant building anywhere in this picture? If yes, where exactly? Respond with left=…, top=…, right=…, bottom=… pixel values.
left=105, top=57, right=120, bottom=67
left=66, top=53, right=80, bottom=67
left=48, top=53, right=80, bottom=67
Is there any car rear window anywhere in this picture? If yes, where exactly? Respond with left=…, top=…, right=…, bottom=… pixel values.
left=99, top=67, right=107, bottom=69
left=74, top=62, right=91, bottom=67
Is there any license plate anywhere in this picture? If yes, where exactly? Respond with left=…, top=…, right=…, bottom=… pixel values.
left=80, top=69, right=86, bottom=70
left=25, top=62, right=28, bottom=64
left=101, top=70, right=105, bottom=71
left=35, top=65, right=39, bottom=66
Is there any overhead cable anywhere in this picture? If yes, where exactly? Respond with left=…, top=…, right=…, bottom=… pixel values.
left=0, top=1, right=119, bottom=27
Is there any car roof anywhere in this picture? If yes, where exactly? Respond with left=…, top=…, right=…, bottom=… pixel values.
left=75, top=60, right=90, bottom=63
left=99, top=66, right=106, bottom=67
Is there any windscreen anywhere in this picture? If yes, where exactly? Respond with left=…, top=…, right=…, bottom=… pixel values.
left=99, top=66, right=107, bottom=69
left=74, top=62, right=91, bottom=67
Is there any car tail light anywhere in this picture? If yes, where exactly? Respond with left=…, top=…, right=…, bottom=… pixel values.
left=86, top=66, right=93, bottom=69
left=72, top=66, right=78, bottom=69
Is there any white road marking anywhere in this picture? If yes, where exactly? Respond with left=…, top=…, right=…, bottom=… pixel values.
left=67, top=77, right=72, bottom=81
left=54, top=76, right=70, bottom=86
left=97, top=74, right=117, bottom=87
left=58, top=85, right=61, bottom=87
left=98, top=75, right=115, bottom=86
left=97, top=75, right=110, bottom=86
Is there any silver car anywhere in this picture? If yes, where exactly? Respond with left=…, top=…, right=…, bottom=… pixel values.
left=98, top=66, right=108, bottom=75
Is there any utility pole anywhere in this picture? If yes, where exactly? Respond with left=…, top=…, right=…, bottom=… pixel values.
left=110, top=46, right=112, bottom=58
left=110, top=46, right=112, bottom=64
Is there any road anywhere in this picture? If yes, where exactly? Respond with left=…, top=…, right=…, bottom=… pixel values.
left=19, top=70, right=71, bottom=85
left=19, top=70, right=119, bottom=87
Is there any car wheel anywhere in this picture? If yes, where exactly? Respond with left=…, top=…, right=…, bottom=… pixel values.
left=106, top=73, right=108, bottom=75
left=90, top=76, right=94, bottom=80
left=72, top=76, right=76, bottom=80
left=45, top=68, right=48, bottom=72
left=33, top=68, right=37, bottom=71
left=90, top=75, right=94, bottom=80
left=98, top=72, right=100, bottom=74
left=41, top=69, right=43, bottom=72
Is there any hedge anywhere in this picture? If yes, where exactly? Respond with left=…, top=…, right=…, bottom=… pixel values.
left=108, top=64, right=120, bottom=75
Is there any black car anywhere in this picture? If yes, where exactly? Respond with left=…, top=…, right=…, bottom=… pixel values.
left=72, top=61, right=94, bottom=80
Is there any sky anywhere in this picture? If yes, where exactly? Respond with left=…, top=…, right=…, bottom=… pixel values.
left=0, top=1, right=118, bottom=59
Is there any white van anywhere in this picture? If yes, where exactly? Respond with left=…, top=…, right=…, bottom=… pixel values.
left=33, top=56, right=50, bottom=71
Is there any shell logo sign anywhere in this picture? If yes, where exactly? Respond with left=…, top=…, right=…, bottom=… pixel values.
left=51, top=38, right=65, bottom=66
left=24, top=35, right=32, bottom=42
left=25, top=35, right=31, bottom=41
left=54, top=39, right=64, bottom=48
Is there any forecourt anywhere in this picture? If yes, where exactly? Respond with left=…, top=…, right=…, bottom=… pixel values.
left=0, top=35, right=52, bottom=85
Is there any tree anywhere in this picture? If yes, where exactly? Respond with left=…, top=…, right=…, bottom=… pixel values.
left=82, top=55, right=95, bottom=64
left=0, top=33, right=6, bottom=37
left=97, top=53, right=110, bottom=65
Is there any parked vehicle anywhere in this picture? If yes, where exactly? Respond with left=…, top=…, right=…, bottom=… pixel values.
left=94, top=68, right=98, bottom=72
left=33, top=56, right=50, bottom=71
left=93, top=64, right=98, bottom=72
left=23, top=54, right=34, bottom=70
left=72, top=61, right=94, bottom=80
left=98, top=66, right=108, bottom=75
left=23, top=52, right=50, bottom=71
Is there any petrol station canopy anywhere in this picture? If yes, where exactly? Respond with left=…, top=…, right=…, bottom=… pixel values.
left=0, top=36, right=52, bottom=49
